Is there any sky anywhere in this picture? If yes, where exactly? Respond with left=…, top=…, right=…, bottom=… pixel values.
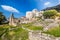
left=0, top=0, right=60, bottom=18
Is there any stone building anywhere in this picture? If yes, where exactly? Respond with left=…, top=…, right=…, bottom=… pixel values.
left=32, top=9, right=39, bottom=17
left=26, top=9, right=44, bottom=20
left=26, top=11, right=34, bottom=20
left=8, top=9, right=44, bottom=26
left=9, top=13, right=20, bottom=26
left=20, top=16, right=29, bottom=24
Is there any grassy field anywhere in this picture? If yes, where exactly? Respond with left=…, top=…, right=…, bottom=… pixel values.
left=0, top=23, right=60, bottom=40
left=22, top=23, right=60, bottom=37
left=22, top=23, right=43, bottom=30
left=43, top=25, right=60, bottom=37
left=0, top=25, right=28, bottom=40
left=0, top=23, right=43, bottom=40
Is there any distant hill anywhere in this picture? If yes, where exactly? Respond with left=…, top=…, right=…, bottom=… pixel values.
left=42, top=4, right=60, bottom=12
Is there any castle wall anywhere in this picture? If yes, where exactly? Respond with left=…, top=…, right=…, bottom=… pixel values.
left=28, top=31, right=60, bottom=40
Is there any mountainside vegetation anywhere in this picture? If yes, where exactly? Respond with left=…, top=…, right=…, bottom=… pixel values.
left=0, top=12, right=7, bottom=24
left=42, top=4, right=60, bottom=12
left=43, top=9, right=57, bottom=19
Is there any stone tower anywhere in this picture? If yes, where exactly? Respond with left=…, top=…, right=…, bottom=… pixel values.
left=9, top=13, right=17, bottom=26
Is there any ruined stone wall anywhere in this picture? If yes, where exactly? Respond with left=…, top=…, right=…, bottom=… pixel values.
left=28, top=31, right=60, bottom=40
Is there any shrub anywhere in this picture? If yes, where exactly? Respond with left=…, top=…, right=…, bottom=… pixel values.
left=43, top=9, right=57, bottom=19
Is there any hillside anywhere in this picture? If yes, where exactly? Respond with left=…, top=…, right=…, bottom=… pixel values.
left=42, top=4, right=60, bottom=12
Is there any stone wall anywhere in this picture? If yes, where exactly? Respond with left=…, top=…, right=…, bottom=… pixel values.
left=28, top=31, right=60, bottom=40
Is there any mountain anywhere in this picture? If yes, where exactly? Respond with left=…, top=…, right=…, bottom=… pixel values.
left=42, top=4, right=60, bottom=12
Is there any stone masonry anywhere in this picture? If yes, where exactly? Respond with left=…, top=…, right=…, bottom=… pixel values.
left=29, top=31, right=60, bottom=40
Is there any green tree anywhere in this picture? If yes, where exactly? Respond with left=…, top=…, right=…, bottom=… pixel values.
left=56, top=13, right=60, bottom=17
left=0, top=12, right=6, bottom=24
left=43, top=9, right=57, bottom=19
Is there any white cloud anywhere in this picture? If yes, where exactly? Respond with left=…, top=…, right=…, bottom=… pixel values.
left=1, top=5, right=19, bottom=13
left=44, top=2, right=51, bottom=6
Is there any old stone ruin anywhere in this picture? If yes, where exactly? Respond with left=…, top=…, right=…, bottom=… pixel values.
left=29, top=31, right=60, bottom=40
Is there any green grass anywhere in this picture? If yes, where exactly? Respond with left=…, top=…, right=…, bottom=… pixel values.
left=0, top=25, right=28, bottom=40
left=22, top=23, right=43, bottom=30
left=28, top=26, right=43, bottom=30
left=43, top=26, right=60, bottom=37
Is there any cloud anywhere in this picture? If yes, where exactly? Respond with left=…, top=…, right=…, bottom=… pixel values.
left=1, top=5, right=19, bottom=13
left=44, top=2, right=51, bottom=6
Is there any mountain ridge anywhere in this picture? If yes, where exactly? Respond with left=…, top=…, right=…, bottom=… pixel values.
left=42, top=4, right=60, bottom=12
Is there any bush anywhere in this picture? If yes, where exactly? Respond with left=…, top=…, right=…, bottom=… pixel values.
left=0, top=12, right=7, bottom=24
left=43, top=9, right=57, bottom=19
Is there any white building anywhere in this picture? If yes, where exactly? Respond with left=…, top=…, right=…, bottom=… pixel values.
left=32, top=9, right=38, bottom=13
left=32, top=9, right=43, bottom=17
left=26, top=11, right=34, bottom=20
left=35, top=12, right=40, bottom=17
left=32, top=9, right=38, bottom=17
left=39, top=11, right=44, bottom=16
left=26, top=9, right=44, bottom=20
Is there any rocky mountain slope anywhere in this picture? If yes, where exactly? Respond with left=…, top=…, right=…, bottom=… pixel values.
left=42, top=4, right=60, bottom=12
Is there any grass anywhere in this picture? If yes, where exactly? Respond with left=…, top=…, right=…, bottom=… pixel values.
left=0, top=25, right=28, bottom=40
left=22, top=23, right=43, bottom=30
left=22, top=23, right=60, bottom=37
left=1, top=23, right=60, bottom=40
left=29, top=26, right=43, bottom=30
left=43, top=25, right=60, bottom=37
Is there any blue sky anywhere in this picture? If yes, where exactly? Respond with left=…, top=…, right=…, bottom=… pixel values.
left=0, top=0, right=60, bottom=18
